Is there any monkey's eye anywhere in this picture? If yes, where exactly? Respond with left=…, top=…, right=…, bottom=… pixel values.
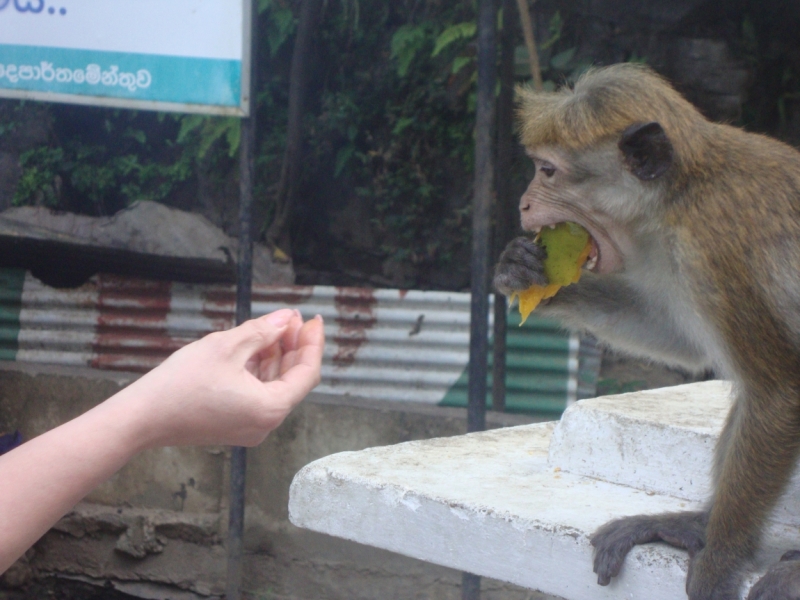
left=540, top=164, right=556, bottom=178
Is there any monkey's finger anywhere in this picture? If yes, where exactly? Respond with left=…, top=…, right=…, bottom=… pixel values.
left=498, top=238, right=546, bottom=267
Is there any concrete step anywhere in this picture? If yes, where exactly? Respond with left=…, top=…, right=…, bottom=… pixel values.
left=289, top=382, right=800, bottom=599
left=549, top=380, right=800, bottom=527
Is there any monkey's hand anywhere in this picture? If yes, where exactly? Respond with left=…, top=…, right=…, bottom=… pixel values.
left=493, top=236, right=548, bottom=296
left=591, top=510, right=707, bottom=586
left=747, top=550, right=800, bottom=600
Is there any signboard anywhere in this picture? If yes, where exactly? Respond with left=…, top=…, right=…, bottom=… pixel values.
left=0, top=0, right=252, bottom=115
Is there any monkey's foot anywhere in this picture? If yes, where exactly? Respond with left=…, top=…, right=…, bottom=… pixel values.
left=591, top=510, right=707, bottom=586
left=747, top=551, right=800, bottom=600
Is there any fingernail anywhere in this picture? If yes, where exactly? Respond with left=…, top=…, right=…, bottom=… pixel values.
left=294, top=309, right=302, bottom=319
left=315, top=314, right=324, bottom=323
left=265, top=309, right=293, bottom=327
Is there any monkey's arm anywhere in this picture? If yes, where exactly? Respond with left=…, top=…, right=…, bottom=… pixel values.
left=495, top=238, right=708, bottom=370
left=538, top=274, right=710, bottom=371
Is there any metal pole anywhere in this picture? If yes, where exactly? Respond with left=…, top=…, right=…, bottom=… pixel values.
left=468, top=0, right=496, bottom=436
left=464, top=0, right=496, bottom=596
left=492, top=0, right=518, bottom=413
left=227, top=1, right=257, bottom=598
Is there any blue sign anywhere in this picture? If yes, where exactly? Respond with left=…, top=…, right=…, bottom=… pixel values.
left=0, top=1, right=251, bottom=116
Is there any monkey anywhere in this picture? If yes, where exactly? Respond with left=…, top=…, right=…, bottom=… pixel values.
left=493, top=63, right=800, bottom=600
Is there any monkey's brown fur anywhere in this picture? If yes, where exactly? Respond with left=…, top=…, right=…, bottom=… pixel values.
left=495, top=63, right=800, bottom=599
left=517, top=65, right=707, bottom=168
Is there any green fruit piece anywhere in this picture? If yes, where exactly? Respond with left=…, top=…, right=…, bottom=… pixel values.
left=540, top=222, right=591, bottom=286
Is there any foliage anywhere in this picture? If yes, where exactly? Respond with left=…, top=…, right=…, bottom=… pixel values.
left=14, top=147, right=64, bottom=207
left=391, top=23, right=433, bottom=77
left=12, top=110, right=194, bottom=213
left=301, top=1, right=482, bottom=271
left=259, top=0, right=297, bottom=57
left=512, top=11, right=593, bottom=90
left=176, top=115, right=241, bottom=160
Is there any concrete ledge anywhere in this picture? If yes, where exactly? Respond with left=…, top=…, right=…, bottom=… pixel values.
left=548, top=381, right=800, bottom=527
left=290, top=423, right=698, bottom=599
left=289, top=383, right=800, bottom=599
left=548, top=381, right=729, bottom=502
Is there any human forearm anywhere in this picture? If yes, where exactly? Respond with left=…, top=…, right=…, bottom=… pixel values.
left=0, top=310, right=324, bottom=573
left=0, top=391, right=148, bottom=572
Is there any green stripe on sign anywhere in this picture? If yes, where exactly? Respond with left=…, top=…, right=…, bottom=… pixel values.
left=0, top=269, right=25, bottom=361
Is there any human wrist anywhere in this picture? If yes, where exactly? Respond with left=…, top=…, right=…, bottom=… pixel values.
left=99, top=378, right=165, bottom=456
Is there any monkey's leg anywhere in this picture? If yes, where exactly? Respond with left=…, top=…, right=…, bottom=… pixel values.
left=686, top=384, right=800, bottom=600
left=591, top=510, right=707, bottom=585
left=747, top=550, right=800, bottom=600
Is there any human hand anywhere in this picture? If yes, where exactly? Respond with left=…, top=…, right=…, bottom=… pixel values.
left=114, top=309, right=325, bottom=450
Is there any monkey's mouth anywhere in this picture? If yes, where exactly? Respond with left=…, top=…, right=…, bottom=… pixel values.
left=584, top=237, right=600, bottom=271
left=532, top=224, right=601, bottom=272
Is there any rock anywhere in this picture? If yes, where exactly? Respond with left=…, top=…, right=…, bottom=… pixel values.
left=1, top=550, right=35, bottom=588
left=0, top=201, right=294, bottom=286
left=114, top=516, right=164, bottom=559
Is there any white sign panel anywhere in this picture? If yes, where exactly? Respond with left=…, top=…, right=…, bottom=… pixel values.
left=0, top=0, right=251, bottom=115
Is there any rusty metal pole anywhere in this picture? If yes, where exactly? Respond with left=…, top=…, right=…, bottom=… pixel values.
left=464, top=0, right=496, bottom=596
left=492, top=0, right=517, bottom=413
left=227, top=1, right=257, bottom=598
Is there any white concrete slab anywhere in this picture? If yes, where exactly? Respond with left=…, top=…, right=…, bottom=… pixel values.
left=548, top=381, right=800, bottom=527
left=549, top=381, right=731, bottom=503
left=289, top=416, right=800, bottom=599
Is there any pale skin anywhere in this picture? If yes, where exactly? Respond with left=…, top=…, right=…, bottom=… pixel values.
left=0, top=308, right=325, bottom=573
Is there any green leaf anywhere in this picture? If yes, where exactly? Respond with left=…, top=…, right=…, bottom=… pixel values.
left=432, top=22, right=476, bottom=57
left=451, top=56, right=472, bottom=75
left=391, top=24, right=428, bottom=77
left=626, top=52, right=648, bottom=65
left=540, top=11, right=562, bottom=51
left=267, top=7, right=297, bottom=57
left=124, top=128, right=147, bottom=145
left=200, top=118, right=238, bottom=159
left=225, top=120, right=242, bottom=157
left=177, top=116, right=240, bottom=159
left=392, top=116, right=414, bottom=136
left=334, top=145, right=355, bottom=177
left=550, top=47, right=576, bottom=71
left=176, top=115, right=205, bottom=144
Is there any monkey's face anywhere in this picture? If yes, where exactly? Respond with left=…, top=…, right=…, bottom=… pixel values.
left=520, top=146, right=629, bottom=275
left=519, top=122, right=674, bottom=276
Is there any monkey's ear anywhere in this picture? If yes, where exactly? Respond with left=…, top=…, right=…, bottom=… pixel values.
left=618, top=122, right=673, bottom=180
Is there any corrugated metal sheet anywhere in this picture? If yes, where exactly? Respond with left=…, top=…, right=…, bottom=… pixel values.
left=0, top=269, right=600, bottom=415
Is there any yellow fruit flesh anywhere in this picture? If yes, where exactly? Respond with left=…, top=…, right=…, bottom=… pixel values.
left=511, top=223, right=593, bottom=325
